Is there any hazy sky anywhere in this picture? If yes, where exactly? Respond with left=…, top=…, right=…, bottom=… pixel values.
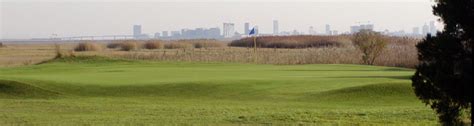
left=1, top=0, right=439, bottom=39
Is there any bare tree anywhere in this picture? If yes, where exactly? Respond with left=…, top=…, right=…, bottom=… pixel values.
left=352, top=30, right=387, bottom=65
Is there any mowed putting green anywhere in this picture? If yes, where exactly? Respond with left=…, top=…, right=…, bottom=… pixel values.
left=0, top=57, right=437, bottom=125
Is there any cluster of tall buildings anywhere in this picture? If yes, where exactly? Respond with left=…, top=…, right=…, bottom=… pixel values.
left=385, top=21, right=437, bottom=37
left=132, top=20, right=436, bottom=40
left=133, top=25, right=222, bottom=40
left=419, top=21, right=437, bottom=36
left=350, top=24, right=374, bottom=34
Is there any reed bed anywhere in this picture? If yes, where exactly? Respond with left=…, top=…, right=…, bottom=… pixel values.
left=1, top=36, right=420, bottom=68
left=92, top=44, right=416, bottom=68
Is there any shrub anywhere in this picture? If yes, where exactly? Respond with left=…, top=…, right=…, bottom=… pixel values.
left=107, top=42, right=122, bottom=49
left=0, top=42, right=4, bottom=48
left=74, top=42, right=103, bottom=51
left=120, top=41, right=139, bottom=51
left=351, top=30, right=387, bottom=65
left=144, top=40, right=164, bottom=49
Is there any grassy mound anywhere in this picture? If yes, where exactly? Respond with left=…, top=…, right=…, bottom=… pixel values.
left=0, top=80, right=59, bottom=98
left=38, top=56, right=132, bottom=65
left=0, top=59, right=436, bottom=124
left=306, top=83, right=418, bottom=104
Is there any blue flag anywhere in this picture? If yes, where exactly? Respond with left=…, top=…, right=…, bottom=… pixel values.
left=249, top=27, right=255, bottom=35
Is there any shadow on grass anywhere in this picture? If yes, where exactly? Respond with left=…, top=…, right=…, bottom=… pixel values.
left=327, top=75, right=412, bottom=80
left=281, top=68, right=412, bottom=72
left=28, top=80, right=276, bottom=100
left=0, top=79, right=60, bottom=99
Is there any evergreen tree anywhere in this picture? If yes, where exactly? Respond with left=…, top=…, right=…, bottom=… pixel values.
left=411, top=0, right=473, bottom=125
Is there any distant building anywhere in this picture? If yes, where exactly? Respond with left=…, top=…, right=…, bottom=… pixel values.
left=154, top=32, right=161, bottom=38
left=429, top=21, right=436, bottom=35
left=162, top=31, right=169, bottom=37
left=180, top=27, right=221, bottom=39
left=292, top=29, right=300, bottom=35
left=308, top=26, right=316, bottom=35
left=350, top=24, right=374, bottom=34
left=325, top=24, right=331, bottom=35
left=412, top=27, right=420, bottom=35
left=360, top=24, right=374, bottom=31
left=350, top=26, right=360, bottom=34
left=244, top=22, right=250, bottom=35
left=254, top=26, right=259, bottom=35
left=280, top=31, right=291, bottom=35
left=422, top=23, right=429, bottom=35
left=273, top=20, right=279, bottom=35
left=332, top=30, right=338, bottom=35
left=133, top=25, right=142, bottom=39
left=223, top=23, right=235, bottom=38
left=171, top=31, right=181, bottom=37
left=132, top=25, right=149, bottom=39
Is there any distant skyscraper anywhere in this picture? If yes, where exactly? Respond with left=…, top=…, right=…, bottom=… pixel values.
left=162, top=31, right=169, bottom=37
left=350, top=24, right=374, bottom=34
left=422, top=23, right=429, bottom=35
left=179, top=27, right=221, bottom=39
left=171, top=31, right=181, bottom=37
left=309, top=26, right=315, bottom=35
left=273, top=20, right=279, bottom=35
left=429, top=21, right=436, bottom=35
left=154, top=32, right=161, bottom=38
left=350, top=25, right=360, bottom=34
left=254, top=26, right=259, bottom=35
left=223, top=23, right=235, bottom=38
left=292, top=29, right=300, bottom=35
left=325, top=24, right=331, bottom=35
left=133, top=25, right=142, bottom=38
left=244, top=22, right=250, bottom=35
left=412, top=27, right=420, bottom=35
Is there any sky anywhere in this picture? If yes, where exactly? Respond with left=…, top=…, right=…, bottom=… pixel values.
left=1, top=0, right=439, bottom=39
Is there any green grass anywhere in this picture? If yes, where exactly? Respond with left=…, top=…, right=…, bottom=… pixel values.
left=0, top=56, right=437, bottom=125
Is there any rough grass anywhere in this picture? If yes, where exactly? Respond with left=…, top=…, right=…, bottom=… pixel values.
left=0, top=56, right=437, bottom=125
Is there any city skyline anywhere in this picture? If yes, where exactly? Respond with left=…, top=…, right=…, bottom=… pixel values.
left=1, top=1, right=440, bottom=39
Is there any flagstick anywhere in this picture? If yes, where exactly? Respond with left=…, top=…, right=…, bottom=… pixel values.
left=253, top=36, right=257, bottom=63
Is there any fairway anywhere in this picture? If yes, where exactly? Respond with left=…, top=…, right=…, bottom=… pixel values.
left=0, top=57, right=437, bottom=125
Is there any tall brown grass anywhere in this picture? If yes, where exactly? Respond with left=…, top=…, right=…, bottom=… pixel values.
left=230, top=35, right=348, bottom=48
left=74, top=42, right=103, bottom=51
left=0, top=42, right=4, bottom=48
left=190, top=40, right=226, bottom=48
left=0, top=37, right=420, bottom=68
left=164, top=42, right=194, bottom=49
left=96, top=36, right=419, bottom=68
